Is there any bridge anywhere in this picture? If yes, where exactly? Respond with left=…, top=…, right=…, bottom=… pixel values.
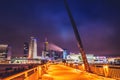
left=1, top=63, right=120, bottom=80
left=0, top=0, right=119, bottom=80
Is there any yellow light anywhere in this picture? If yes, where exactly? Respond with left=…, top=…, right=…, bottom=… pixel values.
left=103, top=65, right=109, bottom=77
left=82, top=64, right=85, bottom=70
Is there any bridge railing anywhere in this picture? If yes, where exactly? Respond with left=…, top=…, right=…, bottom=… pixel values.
left=65, top=63, right=120, bottom=79
left=2, top=65, right=42, bottom=80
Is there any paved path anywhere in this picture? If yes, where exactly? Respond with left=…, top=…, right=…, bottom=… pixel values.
left=42, top=64, right=115, bottom=80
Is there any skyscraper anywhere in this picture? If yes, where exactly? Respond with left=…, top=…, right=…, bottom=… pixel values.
left=63, top=49, right=68, bottom=59
left=44, top=38, right=49, bottom=52
left=0, top=44, right=11, bottom=61
left=24, top=42, right=29, bottom=57
left=28, top=37, right=37, bottom=59
left=7, top=46, right=12, bottom=60
left=42, top=38, right=49, bottom=58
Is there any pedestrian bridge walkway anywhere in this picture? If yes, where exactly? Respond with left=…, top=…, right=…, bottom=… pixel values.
left=42, top=64, right=114, bottom=80
left=2, top=63, right=115, bottom=80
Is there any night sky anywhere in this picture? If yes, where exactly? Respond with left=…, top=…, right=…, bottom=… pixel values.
left=0, top=0, right=120, bottom=57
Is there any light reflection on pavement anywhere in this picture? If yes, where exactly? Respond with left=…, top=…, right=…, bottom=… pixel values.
left=42, top=64, right=115, bottom=80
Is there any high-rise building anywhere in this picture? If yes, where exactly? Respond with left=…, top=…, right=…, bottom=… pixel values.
left=42, top=38, right=49, bottom=58
left=63, top=49, right=68, bottom=59
left=7, top=46, right=12, bottom=60
left=0, top=44, right=11, bottom=61
left=24, top=42, right=29, bottom=57
left=44, top=38, right=49, bottom=52
left=28, top=37, right=37, bottom=59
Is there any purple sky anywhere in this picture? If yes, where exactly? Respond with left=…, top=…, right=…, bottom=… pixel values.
left=0, top=0, right=120, bottom=57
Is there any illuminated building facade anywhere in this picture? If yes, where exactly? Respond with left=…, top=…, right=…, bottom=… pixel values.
left=41, top=38, right=63, bottom=60
left=24, top=42, right=29, bottom=57
left=0, top=44, right=11, bottom=61
left=28, top=37, right=37, bottom=59
left=44, top=38, right=49, bottom=52
left=42, top=38, right=49, bottom=58
left=93, top=56, right=107, bottom=63
left=50, top=50, right=62, bottom=60
left=107, top=57, right=120, bottom=64
left=66, top=53, right=94, bottom=63
left=63, top=49, right=68, bottom=59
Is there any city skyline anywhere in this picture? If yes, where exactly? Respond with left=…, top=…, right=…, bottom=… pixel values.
left=0, top=0, right=120, bottom=56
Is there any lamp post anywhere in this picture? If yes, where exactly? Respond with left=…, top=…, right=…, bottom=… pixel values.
left=64, top=0, right=91, bottom=72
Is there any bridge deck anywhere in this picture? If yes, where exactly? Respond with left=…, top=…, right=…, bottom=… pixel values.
left=42, top=64, right=115, bottom=80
